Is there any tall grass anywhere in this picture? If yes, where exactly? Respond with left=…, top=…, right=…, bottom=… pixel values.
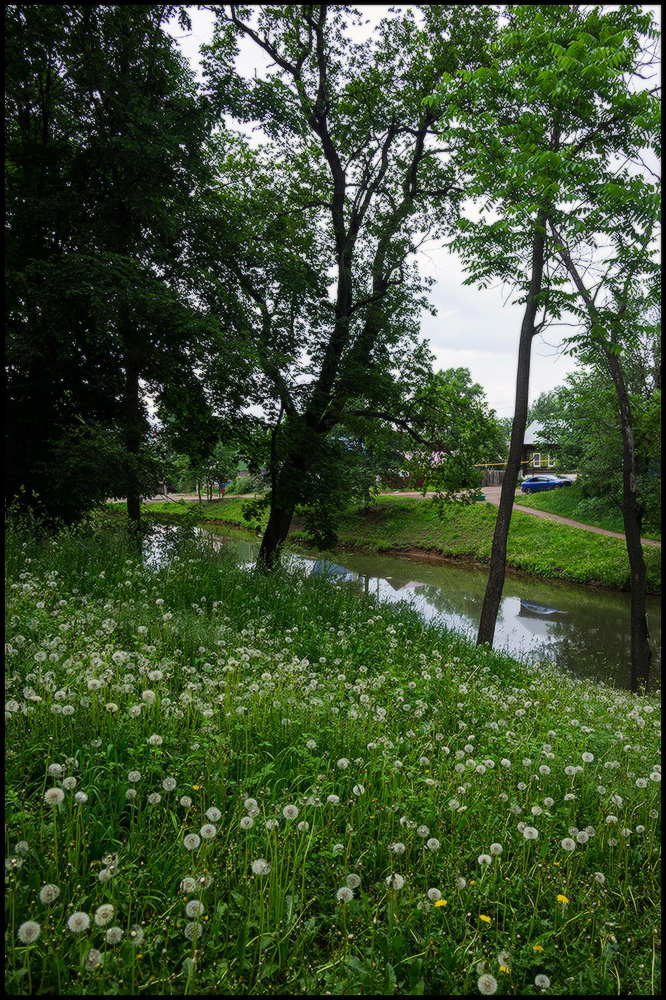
left=5, top=519, right=661, bottom=995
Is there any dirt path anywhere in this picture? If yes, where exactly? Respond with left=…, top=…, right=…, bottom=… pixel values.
left=140, top=489, right=661, bottom=548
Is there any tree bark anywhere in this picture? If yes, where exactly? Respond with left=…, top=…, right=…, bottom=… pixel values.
left=123, top=349, right=142, bottom=538
left=257, top=501, right=294, bottom=570
left=605, top=351, right=652, bottom=693
left=477, top=210, right=548, bottom=647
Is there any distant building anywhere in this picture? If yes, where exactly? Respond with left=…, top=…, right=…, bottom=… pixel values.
left=522, top=421, right=558, bottom=473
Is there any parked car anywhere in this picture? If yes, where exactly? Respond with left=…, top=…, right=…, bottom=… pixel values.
left=520, top=474, right=573, bottom=494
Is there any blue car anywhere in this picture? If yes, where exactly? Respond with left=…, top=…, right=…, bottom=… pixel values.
left=521, top=474, right=572, bottom=494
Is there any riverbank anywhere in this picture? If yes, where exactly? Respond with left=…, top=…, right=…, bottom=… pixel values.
left=515, top=483, right=661, bottom=542
left=5, top=519, right=661, bottom=996
left=109, top=496, right=662, bottom=593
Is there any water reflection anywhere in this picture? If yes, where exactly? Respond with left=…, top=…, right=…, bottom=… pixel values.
left=147, top=523, right=661, bottom=691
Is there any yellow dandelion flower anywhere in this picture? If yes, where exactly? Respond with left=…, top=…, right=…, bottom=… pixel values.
left=557, top=894, right=569, bottom=904
left=500, top=965, right=511, bottom=973
left=533, top=944, right=544, bottom=952
left=435, top=899, right=447, bottom=907
left=469, top=880, right=476, bottom=886
left=480, top=914, right=492, bottom=923
left=552, top=861, right=561, bottom=866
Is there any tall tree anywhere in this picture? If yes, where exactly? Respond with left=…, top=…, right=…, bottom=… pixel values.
left=6, top=5, right=216, bottom=531
left=201, top=4, right=499, bottom=567
left=428, top=3, right=659, bottom=650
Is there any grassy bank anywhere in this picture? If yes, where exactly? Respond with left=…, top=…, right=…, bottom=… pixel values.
left=515, top=484, right=661, bottom=541
left=5, top=519, right=661, bottom=996
left=117, top=497, right=662, bottom=593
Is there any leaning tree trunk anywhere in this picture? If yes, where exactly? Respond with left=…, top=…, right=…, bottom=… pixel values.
left=123, top=348, right=142, bottom=539
left=606, top=351, right=652, bottom=693
left=477, top=211, right=547, bottom=647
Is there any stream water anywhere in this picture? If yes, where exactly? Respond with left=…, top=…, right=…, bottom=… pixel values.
left=146, top=522, right=661, bottom=691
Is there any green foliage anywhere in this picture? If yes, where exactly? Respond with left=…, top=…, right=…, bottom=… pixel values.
left=515, top=483, right=661, bottom=541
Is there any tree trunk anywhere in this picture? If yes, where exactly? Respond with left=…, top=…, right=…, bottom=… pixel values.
left=257, top=502, right=294, bottom=570
left=477, top=211, right=547, bottom=647
left=606, top=352, right=652, bottom=693
left=123, top=350, right=142, bottom=538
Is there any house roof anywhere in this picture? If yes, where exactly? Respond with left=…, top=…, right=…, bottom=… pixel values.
left=524, top=420, right=556, bottom=446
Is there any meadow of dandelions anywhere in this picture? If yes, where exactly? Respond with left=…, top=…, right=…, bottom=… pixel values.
left=5, top=520, right=661, bottom=995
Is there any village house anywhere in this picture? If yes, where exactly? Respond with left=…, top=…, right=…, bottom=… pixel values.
left=522, top=420, right=558, bottom=474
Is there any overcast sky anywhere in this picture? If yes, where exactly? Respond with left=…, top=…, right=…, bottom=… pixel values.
left=168, top=5, right=659, bottom=418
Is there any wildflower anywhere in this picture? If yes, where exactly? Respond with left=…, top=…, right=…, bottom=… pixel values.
left=346, top=873, right=361, bottom=889
left=332, top=843, right=344, bottom=854
left=48, top=764, right=63, bottom=777
left=489, top=843, right=503, bottom=856
left=557, top=894, right=569, bottom=904
left=435, top=899, right=447, bottom=907
left=185, top=900, right=204, bottom=918
left=337, top=758, right=349, bottom=769
left=180, top=877, right=197, bottom=892
left=68, top=911, right=90, bottom=933
left=561, top=838, right=576, bottom=852
left=390, top=842, right=406, bottom=854
left=252, top=859, right=271, bottom=876
left=125, top=789, right=137, bottom=801
left=576, top=831, right=589, bottom=844
left=183, top=833, right=201, bottom=851
left=533, top=944, right=544, bottom=952
left=353, top=784, right=365, bottom=796
left=206, top=807, right=222, bottom=822
left=336, top=886, right=354, bottom=903
left=85, top=948, right=103, bottom=970
left=200, top=824, right=217, bottom=840
left=523, top=827, right=539, bottom=841
left=44, top=787, right=65, bottom=806
left=478, top=854, right=492, bottom=866
left=184, top=922, right=201, bottom=940
left=297, top=820, right=309, bottom=832
left=478, top=973, right=498, bottom=994
left=162, top=778, right=177, bottom=792
left=147, top=734, right=163, bottom=746
left=455, top=877, right=466, bottom=890
left=593, top=872, right=605, bottom=884
left=180, top=796, right=192, bottom=808
left=266, top=819, right=279, bottom=831
left=94, top=904, right=114, bottom=927
left=240, top=816, right=254, bottom=830
left=427, top=887, right=442, bottom=901
left=386, top=873, right=405, bottom=890
left=39, top=883, right=60, bottom=904
left=147, top=793, right=161, bottom=805
left=581, top=752, right=594, bottom=763
left=106, top=927, right=123, bottom=945
left=282, top=804, right=299, bottom=820
left=128, top=925, right=144, bottom=946
left=535, top=974, right=551, bottom=988
left=426, top=838, right=440, bottom=851
left=75, top=791, right=88, bottom=804
left=416, top=825, right=430, bottom=838
left=17, top=921, right=41, bottom=944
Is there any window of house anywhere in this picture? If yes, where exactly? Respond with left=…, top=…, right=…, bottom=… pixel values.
left=547, top=453, right=555, bottom=468
left=532, top=452, right=541, bottom=468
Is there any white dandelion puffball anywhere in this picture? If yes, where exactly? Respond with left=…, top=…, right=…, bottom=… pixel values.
left=75, top=791, right=88, bottom=804
left=346, top=873, right=361, bottom=889
left=581, top=752, right=594, bottom=763
left=106, top=926, right=123, bottom=945
left=490, top=843, right=503, bottom=856
left=456, top=877, right=466, bottom=890
left=386, top=873, right=405, bottom=890
left=180, top=877, right=197, bottom=893
left=417, top=825, right=430, bottom=838
left=327, top=794, right=340, bottom=805
left=185, top=900, right=205, bottom=918
left=240, top=816, right=254, bottom=830
left=183, top=833, right=201, bottom=851
left=44, top=787, right=65, bottom=806
left=48, top=763, right=63, bottom=777
left=94, top=904, right=114, bottom=927
left=426, top=838, right=440, bottom=851
left=390, top=842, right=406, bottom=854
left=477, top=854, right=492, bottom=866
left=282, top=804, right=299, bottom=820
left=297, top=820, right=309, bottom=832
left=561, top=838, right=576, bottom=852
left=535, top=974, right=551, bottom=988
left=128, top=770, right=141, bottom=783
left=162, top=777, right=177, bottom=792
left=336, top=758, right=349, bottom=769
left=180, top=796, right=192, bottom=808
left=85, top=948, right=103, bottom=970
left=147, top=792, right=161, bottom=805
left=332, top=843, right=344, bottom=854
left=427, top=887, right=442, bottom=902
left=18, top=921, right=41, bottom=944
left=594, top=872, right=605, bottom=884
left=252, top=859, right=271, bottom=876
left=353, top=784, right=365, bottom=796
left=478, top=973, right=498, bottom=995
left=129, top=925, right=144, bottom=946
left=200, top=824, right=217, bottom=840
left=523, top=826, right=539, bottom=841
left=206, top=807, right=222, bottom=822
left=68, top=911, right=90, bottom=933
left=336, top=886, right=354, bottom=903
left=39, top=884, right=60, bottom=904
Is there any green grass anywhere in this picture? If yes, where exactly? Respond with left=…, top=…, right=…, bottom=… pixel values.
left=4, top=518, right=662, bottom=995
left=113, top=496, right=662, bottom=593
left=515, top=484, right=661, bottom=541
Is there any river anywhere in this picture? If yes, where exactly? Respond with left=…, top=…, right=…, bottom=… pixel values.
left=146, top=522, right=661, bottom=691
